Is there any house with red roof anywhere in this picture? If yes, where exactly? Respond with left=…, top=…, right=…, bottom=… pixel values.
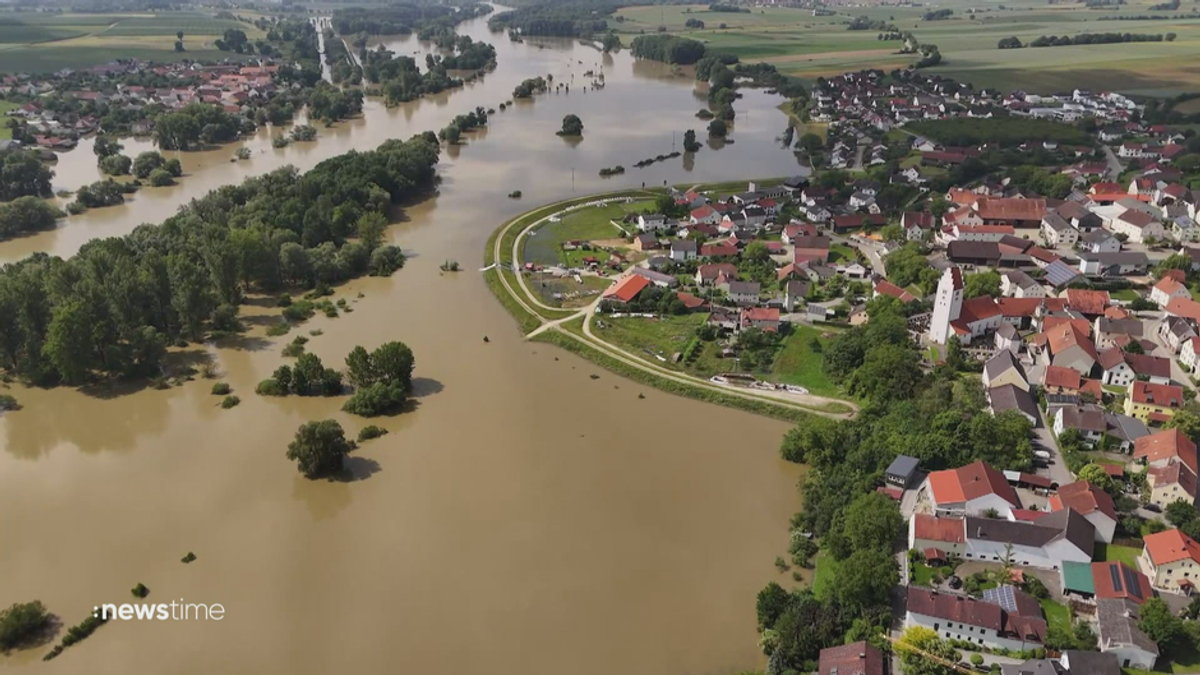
left=819, top=642, right=885, bottom=675
left=873, top=278, right=916, bottom=303
left=601, top=274, right=650, bottom=304
left=1140, top=529, right=1200, bottom=593
left=1049, top=482, right=1118, bottom=542
left=1151, top=277, right=1191, bottom=308
left=1125, top=381, right=1186, bottom=424
left=1092, top=561, right=1152, bottom=604
left=922, top=460, right=1021, bottom=517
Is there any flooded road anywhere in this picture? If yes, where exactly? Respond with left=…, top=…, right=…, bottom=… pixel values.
left=0, top=9, right=809, bottom=675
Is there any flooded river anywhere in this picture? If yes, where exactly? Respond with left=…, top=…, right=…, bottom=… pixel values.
left=0, top=9, right=810, bottom=675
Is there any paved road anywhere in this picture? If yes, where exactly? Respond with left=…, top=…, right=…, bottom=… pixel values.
left=1102, top=145, right=1123, bottom=181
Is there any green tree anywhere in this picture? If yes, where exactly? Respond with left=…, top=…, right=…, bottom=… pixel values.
left=683, top=129, right=702, bottom=153
left=132, top=151, right=166, bottom=179
left=0, top=600, right=51, bottom=650
left=708, top=119, right=728, bottom=137
left=755, top=581, right=792, bottom=630
left=963, top=270, right=1001, bottom=299
left=848, top=343, right=922, bottom=402
left=1078, top=464, right=1117, bottom=495
left=837, top=491, right=904, bottom=557
left=897, top=626, right=958, bottom=675
left=286, top=419, right=352, bottom=478
left=1138, top=597, right=1185, bottom=651
left=148, top=168, right=175, bottom=187
left=831, top=548, right=898, bottom=616
left=558, top=114, right=584, bottom=136
left=93, top=135, right=123, bottom=159
left=42, top=300, right=96, bottom=384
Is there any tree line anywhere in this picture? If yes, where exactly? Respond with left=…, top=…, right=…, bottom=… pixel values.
left=487, top=1, right=616, bottom=37
left=630, top=34, right=707, bottom=65
left=363, top=47, right=464, bottom=106
left=1028, top=32, right=1172, bottom=47
left=0, top=135, right=439, bottom=386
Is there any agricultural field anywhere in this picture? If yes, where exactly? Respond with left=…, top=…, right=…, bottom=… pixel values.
left=0, top=11, right=263, bottom=74
left=614, top=0, right=1200, bottom=96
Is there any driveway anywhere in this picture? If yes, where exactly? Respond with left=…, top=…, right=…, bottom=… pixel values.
left=1034, top=405, right=1075, bottom=488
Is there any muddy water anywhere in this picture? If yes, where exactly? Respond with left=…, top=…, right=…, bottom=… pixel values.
left=0, top=10, right=809, bottom=675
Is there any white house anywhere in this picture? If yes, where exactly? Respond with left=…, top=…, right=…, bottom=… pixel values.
left=1109, top=209, right=1165, bottom=244
left=669, top=239, right=697, bottom=262
left=922, top=461, right=1021, bottom=517
left=1097, top=598, right=1160, bottom=670
left=637, top=213, right=671, bottom=232
left=1151, top=277, right=1191, bottom=308
left=1049, top=481, right=1118, bottom=543
left=906, top=587, right=1046, bottom=652
left=961, top=509, right=1095, bottom=570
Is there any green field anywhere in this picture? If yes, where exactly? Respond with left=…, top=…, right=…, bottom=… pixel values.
left=911, top=562, right=943, bottom=587
left=0, top=11, right=262, bottom=74
left=594, top=313, right=707, bottom=362
left=614, top=1, right=1200, bottom=96
left=767, top=325, right=841, bottom=397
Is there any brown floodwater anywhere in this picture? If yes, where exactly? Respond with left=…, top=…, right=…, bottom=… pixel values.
left=0, top=9, right=810, bottom=675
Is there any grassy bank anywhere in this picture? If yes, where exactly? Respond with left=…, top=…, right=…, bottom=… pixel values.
left=532, top=324, right=816, bottom=424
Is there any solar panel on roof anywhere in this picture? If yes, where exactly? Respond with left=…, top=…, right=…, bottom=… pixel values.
left=1110, top=563, right=1123, bottom=593
left=1125, top=566, right=1143, bottom=598
left=983, top=585, right=1018, bottom=612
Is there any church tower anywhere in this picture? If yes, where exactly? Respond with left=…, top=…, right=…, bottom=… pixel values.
left=929, top=266, right=964, bottom=344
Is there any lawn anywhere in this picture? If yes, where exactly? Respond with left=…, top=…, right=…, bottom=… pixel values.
left=561, top=248, right=611, bottom=268
left=1096, top=542, right=1142, bottom=568
left=1039, top=598, right=1071, bottom=636
left=767, top=324, right=842, bottom=397
left=911, top=562, right=944, bottom=587
left=828, top=244, right=856, bottom=264
left=1110, top=288, right=1141, bottom=302
left=812, top=549, right=841, bottom=599
left=593, top=313, right=708, bottom=362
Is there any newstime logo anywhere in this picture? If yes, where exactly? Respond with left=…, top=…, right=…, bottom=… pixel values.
left=94, top=601, right=226, bottom=621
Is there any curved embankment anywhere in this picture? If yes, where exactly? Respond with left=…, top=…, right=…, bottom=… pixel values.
left=483, top=189, right=858, bottom=422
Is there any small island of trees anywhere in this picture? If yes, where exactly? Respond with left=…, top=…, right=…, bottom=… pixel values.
left=557, top=114, right=584, bottom=137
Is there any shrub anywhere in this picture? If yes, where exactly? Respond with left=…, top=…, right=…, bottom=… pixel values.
left=358, top=425, right=388, bottom=441
left=221, top=395, right=240, bottom=409
left=131, top=583, right=149, bottom=598
left=211, top=382, right=232, bottom=396
left=368, top=245, right=406, bottom=276
left=148, top=168, right=176, bottom=187
left=181, top=552, right=196, bottom=563
left=266, top=321, right=290, bottom=337
left=971, top=654, right=984, bottom=666
left=256, top=378, right=287, bottom=396
left=342, top=382, right=407, bottom=417
left=0, top=394, right=19, bottom=411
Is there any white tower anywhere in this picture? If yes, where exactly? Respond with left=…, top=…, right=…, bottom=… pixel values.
left=929, top=266, right=964, bottom=344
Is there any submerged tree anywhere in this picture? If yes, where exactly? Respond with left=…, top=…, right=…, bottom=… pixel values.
left=558, top=114, right=584, bottom=137
left=286, top=419, right=353, bottom=478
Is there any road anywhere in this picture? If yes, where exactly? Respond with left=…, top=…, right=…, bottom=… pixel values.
left=488, top=196, right=860, bottom=419
left=832, top=233, right=885, bottom=276
left=1025, top=362, right=1077, bottom=488
left=1102, top=145, right=1123, bottom=181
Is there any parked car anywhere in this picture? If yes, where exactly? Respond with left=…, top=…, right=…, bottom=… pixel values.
left=1033, top=450, right=1051, bottom=460
left=1145, top=503, right=1162, bottom=513
left=947, top=575, right=963, bottom=590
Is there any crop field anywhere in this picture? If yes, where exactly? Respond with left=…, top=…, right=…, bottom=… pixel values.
left=0, top=11, right=262, bottom=74
left=614, top=0, right=1200, bottom=96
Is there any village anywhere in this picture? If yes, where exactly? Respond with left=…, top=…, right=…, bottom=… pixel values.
left=0, top=59, right=289, bottom=154
left=505, top=78, right=1200, bottom=674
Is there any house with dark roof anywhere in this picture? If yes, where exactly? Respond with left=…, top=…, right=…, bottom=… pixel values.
left=983, top=350, right=1029, bottom=391
left=1001, top=651, right=1120, bottom=675
left=1096, top=598, right=1159, bottom=669
left=886, top=455, right=921, bottom=489
left=905, top=586, right=1046, bottom=651
left=963, top=508, right=1095, bottom=569
left=989, top=384, right=1040, bottom=426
